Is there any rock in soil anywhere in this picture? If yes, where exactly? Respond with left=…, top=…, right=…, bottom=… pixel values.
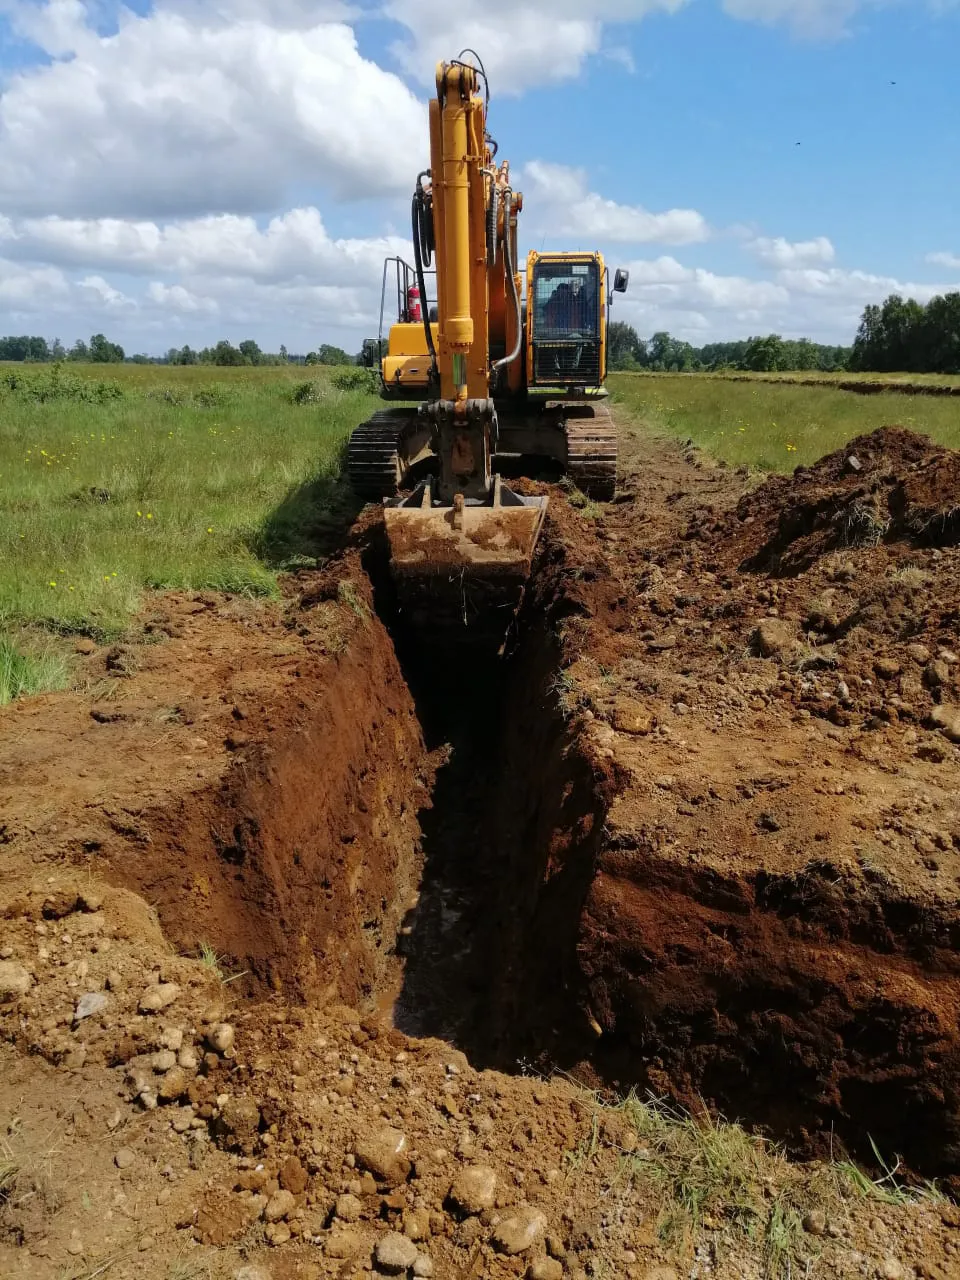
left=0, top=961, right=32, bottom=1001
left=374, top=1233, right=419, bottom=1274
left=491, top=1207, right=548, bottom=1255
left=138, top=982, right=181, bottom=1013
left=448, top=1164, right=497, bottom=1215
left=354, top=1126, right=410, bottom=1186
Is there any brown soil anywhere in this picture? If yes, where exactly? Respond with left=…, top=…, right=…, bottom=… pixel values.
left=2, top=419, right=960, bottom=1279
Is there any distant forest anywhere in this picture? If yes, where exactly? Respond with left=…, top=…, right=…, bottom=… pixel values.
left=2, top=290, right=959, bottom=373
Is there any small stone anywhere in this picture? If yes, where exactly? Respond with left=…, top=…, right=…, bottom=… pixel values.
left=413, top=1256, right=434, bottom=1278
left=802, top=1209, right=826, bottom=1236
left=235, top=1269, right=272, bottom=1280
left=178, top=1045, right=199, bottom=1071
left=265, top=1222, right=291, bottom=1246
left=874, top=657, right=900, bottom=680
left=158, top=1067, right=190, bottom=1102
left=925, top=660, right=950, bottom=689
left=279, top=1154, right=308, bottom=1195
left=753, top=618, right=796, bottom=659
left=326, top=1230, right=364, bottom=1259
left=67, top=1231, right=84, bottom=1256
left=206, top=1022, right=235, bottom=1054
left=354, top=1126, right=411, bottom=1187
left=404, top=1209, right=430, bottom=1242
left=0, top=961, right=32, bottom=1002
left=879, top=1260, right=904, bottom=1280
left=930, top=705, right=960, bottom=743
left=528, top=1261, right=564, bottom=1280
left=152, top=1049, right=177, bottom=1072
left=78, top=888, right=104, bottom=912
left=492, top=1207, right=548, bottom=1255
left=907, top=643, right=931, bottom=665
left=375, top=1233, right=419, bottom=1274
left=449, top=1164, right=498, bottom=1215
left=157, top=1188, right=172, bottom=1205
left=643, top=1269, right=680, bottom=1280
left=74, top=991, right=108, bottom=1022
left=114, top=1147, right=135, bottom=1169
left=138, top=983, right=181, bottom=1013
left=159, top=1026, right=184, bottom=1051
left=336, top=1193, right=363, bottom=1223
left=264, top=1189, right=296, bottom=1223
left=611, top=698, right=656, bottom=736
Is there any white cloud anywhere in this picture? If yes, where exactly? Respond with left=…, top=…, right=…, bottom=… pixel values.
left=147, top=282, right=219, bottom=314
left=926, top=251, right=960, bottom=270
left=610, top=254, right=960, bottom=345
left=720, top=0, right=863, bottom=38
left=0, top=208, right=410, bottom=284
left=748, top=235, right=835, bottom=267
left=383, top=0, right=689, bottom=87
left=0, top=11, right=426, bottom=218
left=522, top=162, right=710, bottom=246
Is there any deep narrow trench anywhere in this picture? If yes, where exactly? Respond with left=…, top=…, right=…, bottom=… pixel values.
left=389, top=641, right=509, bottom=1050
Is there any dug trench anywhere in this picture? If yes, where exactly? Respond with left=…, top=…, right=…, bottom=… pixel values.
left=5, top=425, right=960, bottom=1201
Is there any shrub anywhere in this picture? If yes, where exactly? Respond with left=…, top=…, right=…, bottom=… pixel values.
left=331, top=367, right=379, bottom=393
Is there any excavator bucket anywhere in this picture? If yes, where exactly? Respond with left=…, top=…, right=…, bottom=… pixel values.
left=383, top=476, right=547, bottom=641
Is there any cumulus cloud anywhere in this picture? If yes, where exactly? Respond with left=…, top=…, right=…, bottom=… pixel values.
left=720, top=0, right=863, bottom=38
left=0, top=208, right=410, bottom=283
left=747, top=235, right=835, bottom=267
left=522, top=162, right=710, bottom=246
left=383, top=0, right=690, bottom=87
left=611, top=253, right=960, bottom=344
left=0, top=12, right=426, bottom=218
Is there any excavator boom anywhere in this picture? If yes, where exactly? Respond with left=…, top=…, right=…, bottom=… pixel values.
left=346, top=51, right=628, bottom=644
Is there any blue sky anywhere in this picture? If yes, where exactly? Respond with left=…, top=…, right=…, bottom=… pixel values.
left=0, top=0, right=957, bottom=354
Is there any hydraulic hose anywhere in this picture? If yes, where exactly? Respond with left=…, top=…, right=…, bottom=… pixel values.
left=492, top=189, right=522, bottom=373
left=411, top=176, right=437, bottom=373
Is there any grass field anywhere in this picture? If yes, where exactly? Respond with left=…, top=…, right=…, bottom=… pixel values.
left=0, top=363, right=378, bottom=680
left=3, top=360, right=959, bottom=703
left=609, top=371, right=960, bottom=469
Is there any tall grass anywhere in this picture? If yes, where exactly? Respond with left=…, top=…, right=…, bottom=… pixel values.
left=0, top=364, right=379, bottom=638
left=609, top=372, right=960, bottom=470
left=0, top=635, right=70, bottom=704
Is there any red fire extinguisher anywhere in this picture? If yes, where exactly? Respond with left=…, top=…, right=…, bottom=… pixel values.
left=406, top=284, right=422, bottom=323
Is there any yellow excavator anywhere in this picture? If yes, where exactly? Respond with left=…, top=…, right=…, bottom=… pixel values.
left=347, top=52, right=628, bottom=638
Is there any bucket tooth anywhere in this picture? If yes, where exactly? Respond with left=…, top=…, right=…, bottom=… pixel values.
left=383, top=480, right=547, bottom=639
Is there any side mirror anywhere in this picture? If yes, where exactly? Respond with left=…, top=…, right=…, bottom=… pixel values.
left=613, top=268, right=629, bottom=294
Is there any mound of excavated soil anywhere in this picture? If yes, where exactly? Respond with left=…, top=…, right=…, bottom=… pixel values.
left=727, top=426, right=960, bottom=574
left=3, top=423, right=960, bottom=1280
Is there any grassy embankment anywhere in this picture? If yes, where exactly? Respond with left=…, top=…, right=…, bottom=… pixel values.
left=0, top=361, right=378, bottom=702
left=608, top=370, right=960, bottom=470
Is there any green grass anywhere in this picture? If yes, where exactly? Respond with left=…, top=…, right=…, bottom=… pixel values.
left=0, top=634, right=70, bottom=704
left=568, top=1089, right=944, bottom=1280
left=0, top=363, right=379, bottom=640
left=609, top=371, right=960, bottom=470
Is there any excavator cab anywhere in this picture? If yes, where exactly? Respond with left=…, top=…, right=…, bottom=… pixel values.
left=528, top=254, right=604, bottom=387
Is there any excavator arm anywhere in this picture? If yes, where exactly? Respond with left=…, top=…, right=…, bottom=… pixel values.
left=381, top=57, right=547, bottom=641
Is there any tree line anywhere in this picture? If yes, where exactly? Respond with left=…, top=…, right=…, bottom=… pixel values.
left=606, top=324, right=851, bottom=373
left=4, top=290, right=960, bottom=374
left=0, top=334, right=359, bottom=367
left=849, top=292, right=960, bottom=374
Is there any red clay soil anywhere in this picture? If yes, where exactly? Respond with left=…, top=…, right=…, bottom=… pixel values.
left=484, top=424, right=960, bottom=1183
left=0, top=555, right=432, bottom=1008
